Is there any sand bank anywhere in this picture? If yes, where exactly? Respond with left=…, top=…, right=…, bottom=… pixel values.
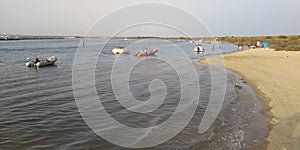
left=201, top=48, right=300, bottom=149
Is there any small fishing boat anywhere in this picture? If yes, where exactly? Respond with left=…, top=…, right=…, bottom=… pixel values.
left=26, top=56, right=57, bottom=67
left=112, top=47, right=128, bottom=55
left=194, top=45, right=204, bottom=52
left=135, top=49, right=158, bottom=57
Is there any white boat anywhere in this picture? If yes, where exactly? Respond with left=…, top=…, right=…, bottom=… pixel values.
left=112, top=47, right=128, bottom=55
left=26, top=56, right=57, bottom=67
left=194, top=45, right=204, bottom=52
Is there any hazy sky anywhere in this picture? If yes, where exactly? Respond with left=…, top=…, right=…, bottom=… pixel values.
left=1, top=0, right=299, bottom=37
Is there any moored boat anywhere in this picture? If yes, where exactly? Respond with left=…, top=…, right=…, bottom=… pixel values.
left=135, top=49, right=158, bottom=57
left=112, top=47, right=127, bottom=55
left=26, top=56, right=57, bottom=67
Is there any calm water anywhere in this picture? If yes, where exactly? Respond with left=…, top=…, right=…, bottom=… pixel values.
left=0, top=39, right=267, bottom=149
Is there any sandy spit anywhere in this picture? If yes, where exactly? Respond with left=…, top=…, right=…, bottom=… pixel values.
left=201, top=48, right=300, bottom=150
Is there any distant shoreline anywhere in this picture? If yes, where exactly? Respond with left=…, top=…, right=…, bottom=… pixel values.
left=0, top=35, right=207, bottom=41
left=2, top=35, right=299, bottom=51
left=1, top=35, right=299, bottom=41
left=0, top=35, right=82, bottom=41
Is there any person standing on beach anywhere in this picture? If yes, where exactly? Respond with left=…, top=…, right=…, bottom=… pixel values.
left=256, top=40, right=261, bottom=48
left=238, top=44, right=243, bottom=51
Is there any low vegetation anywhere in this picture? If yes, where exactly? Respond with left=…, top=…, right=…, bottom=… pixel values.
left=130, top=35, right=300, bottom=51
left=217, top=35, right=300, bottom=51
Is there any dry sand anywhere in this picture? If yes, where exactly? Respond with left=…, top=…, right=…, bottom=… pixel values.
left=201, top=48, right=300, bottom=150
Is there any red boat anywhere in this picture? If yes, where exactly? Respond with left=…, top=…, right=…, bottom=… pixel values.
left=135, top=49, right=158, bottom=56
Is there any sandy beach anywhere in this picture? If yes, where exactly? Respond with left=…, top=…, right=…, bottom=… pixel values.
left=201, top=48, right=300, bottom=149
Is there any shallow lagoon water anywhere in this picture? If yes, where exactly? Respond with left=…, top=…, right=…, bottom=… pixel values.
left=0, top=39, right=268, bottom=149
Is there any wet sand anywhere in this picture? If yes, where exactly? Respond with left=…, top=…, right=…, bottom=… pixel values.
left=201, top=48, right=300, bottom=149
left=191, top=70, right=269, bottom=150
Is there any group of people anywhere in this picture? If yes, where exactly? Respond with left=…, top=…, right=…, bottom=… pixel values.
left=33, top=57, right=52, bottom=64
left=237, top=40, right=266, bottom=51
